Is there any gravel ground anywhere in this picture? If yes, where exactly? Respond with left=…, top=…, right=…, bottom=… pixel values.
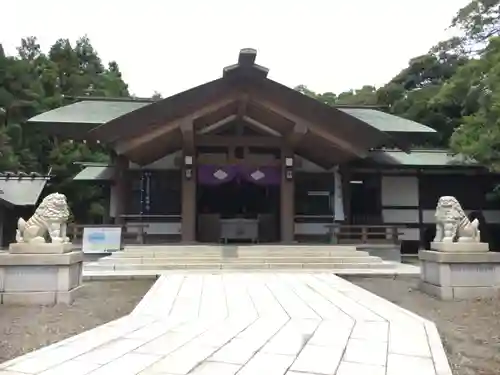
left=347, top=276, right=500, bottom=375
left=0, top=279, right=154, bottom=363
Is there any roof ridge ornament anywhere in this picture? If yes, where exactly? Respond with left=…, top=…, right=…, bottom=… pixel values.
left=223, top=48, right=269, bottom=79
left=238, top=48, right=257, bottom=66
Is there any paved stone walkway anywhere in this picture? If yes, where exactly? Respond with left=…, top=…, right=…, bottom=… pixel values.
left=0, top=273, right=451, bottom=375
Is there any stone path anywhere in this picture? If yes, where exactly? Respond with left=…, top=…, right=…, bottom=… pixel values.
left=0, top=273, right=451, bottom=375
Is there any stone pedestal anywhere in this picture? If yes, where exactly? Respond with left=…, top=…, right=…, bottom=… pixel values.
left=0, top=249, right=83, bottom=305
left=419, top=249, right=500, bottom=300
left=430, top=241, right=489, bottom=253
left=9, top=243, right=74, bottom=254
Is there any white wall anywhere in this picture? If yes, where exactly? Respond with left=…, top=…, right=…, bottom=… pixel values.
left=126, top=222, right=181, bottom=235
left=295, top=156, right=328, bottom=172
left=382, top=209, right=419, bottom=224
left=379, top=174, right=500, bottom=241
left=129, top=151, right=181, bottom=170
left=381, top=176, right=419, bottom=207
left=422, top=209, right=500, bottom=224
left=294, top=222, right=330, bottom=235
left=380, top=175, right=420, bottom=241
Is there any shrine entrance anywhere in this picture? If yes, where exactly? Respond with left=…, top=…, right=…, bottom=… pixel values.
left=196, top=165, right=281, bottom=243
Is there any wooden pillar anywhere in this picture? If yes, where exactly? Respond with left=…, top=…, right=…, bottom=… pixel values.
left=279, top=123, right=306, bottom=243
left=417, top=169, right=424, bottom=248
left=280, top=147, right=295, bottom=243
left=113, top=154, right=128, bottom=225
left=0, top=206, right=4, bottom=248
left=103, top=185, right=111, bottom=224
left=181, top=120, right=196, bottom=242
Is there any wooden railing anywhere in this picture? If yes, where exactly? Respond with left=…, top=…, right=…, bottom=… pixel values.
left=68, top=221, right=405, bottom=246
left=69, top=214, right=182, bottom=245
left=325, top=224, right=405, bottom=245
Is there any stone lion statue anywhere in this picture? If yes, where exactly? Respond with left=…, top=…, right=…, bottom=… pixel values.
left=433, top=196, right=480, bottom=243
left=16, top=192, right=70, bottom=244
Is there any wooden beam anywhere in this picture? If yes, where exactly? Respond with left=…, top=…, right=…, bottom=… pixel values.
left=114, top=97, right=237, bottom=154
left=197, top=135, right=282, bottom=147
left=242, top=116, right=282, bottom=137
left=237, top=95, right=249, bottom=120
left=286, top=122, right=307, bottom=148
left=115, top=122, right=177, bottom=154
left=250, top=98, right=367, bottom=158
left=198, top=115, right=237, bottom=135
left=180, top=119, right=195, bottom=154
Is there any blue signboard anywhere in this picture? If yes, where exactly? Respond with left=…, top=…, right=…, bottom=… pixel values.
left=82, top=226, right=122, bottom=253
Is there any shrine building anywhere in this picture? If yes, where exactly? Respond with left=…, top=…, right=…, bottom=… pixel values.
left=27, top=49, right=500, bottom=250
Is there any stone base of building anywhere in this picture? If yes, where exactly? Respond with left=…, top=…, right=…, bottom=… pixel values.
left=419, top=250, right=500, bottom=300
left=9, top=242, right=74, bottom=254
left=430, top=241, right=489, bottom=253
left=0, top=251, right=83, bottom=305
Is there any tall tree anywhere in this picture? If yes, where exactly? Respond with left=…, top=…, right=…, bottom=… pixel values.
left=0, top=36, right=131, bottom=222
left=336, top=86, right=378, bottom=105
left=151, top=91, right=163, bottom=100
left=452, top=0, right=500, bottom=52
left=450, top=37, right=500, bottom=170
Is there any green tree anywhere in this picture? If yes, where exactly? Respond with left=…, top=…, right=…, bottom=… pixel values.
left=294, top=85, right=337, bottom=106
left=336, top=86, right=378, bottom=105
left=0, top=36, right=129, bottom=223
left=451, top=0, right=500, bottom=52
left=151, top=91, right=163, bottom=100
left=450, top=37, right=500, bottom=170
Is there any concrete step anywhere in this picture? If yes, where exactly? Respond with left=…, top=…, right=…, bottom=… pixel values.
left=121, top=245, right=360, bottom=255
left=111, top=250, right=373, bottom=258
left=123, top=245, right=358, bottom=251
left=98, top=255, right=384, bottom=265
left=84, top=261, right=395, bottom=272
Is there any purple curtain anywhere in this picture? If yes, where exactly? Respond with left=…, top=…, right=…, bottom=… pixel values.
left=198, top=165, right=281, bottom=186
left=240, top=166, right=281, bottom=186
left=197, top=165, right=238, bottom=186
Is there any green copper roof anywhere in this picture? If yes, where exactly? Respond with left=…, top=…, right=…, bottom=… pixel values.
left=0, top=175, right=49, bottom=206
left=337, top=108, right=437, bottom=134
left=366, top=149, right=477, bottom=167
left=27, top=100, right=150, bottom=139
left=29, top=100, right=149, bottom=125
left=73, top=166, right=114, bottom=181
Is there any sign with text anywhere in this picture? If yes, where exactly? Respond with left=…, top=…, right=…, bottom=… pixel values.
left=82, top=226, right=122, bottom=254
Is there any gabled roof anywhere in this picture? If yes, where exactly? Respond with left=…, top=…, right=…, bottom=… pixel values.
left=358, top=149, right=480, bottom=168
left=337, top=108, right=436, bottom=135
left=0, top=173, right=50, bottom=206
left=73, top=165, right=114, bottom=181
left=27, top=100, right=149, bottom=139
left=27, top=48, right=440, bottom=167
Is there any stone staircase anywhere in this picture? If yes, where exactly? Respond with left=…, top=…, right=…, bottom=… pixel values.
left=84, top=244, right=397, bottom=272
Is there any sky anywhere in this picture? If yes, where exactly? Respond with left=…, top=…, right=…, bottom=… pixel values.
left=1, top=0, right=471, bottom=98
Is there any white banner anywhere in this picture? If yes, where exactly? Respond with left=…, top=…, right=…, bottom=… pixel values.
left=82, top=226, right=122, bottom=254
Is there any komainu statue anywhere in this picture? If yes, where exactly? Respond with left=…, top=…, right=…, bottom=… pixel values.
left=433, top=196, right=480, bottom=243
left=15, top=192, right=70, bottom=244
